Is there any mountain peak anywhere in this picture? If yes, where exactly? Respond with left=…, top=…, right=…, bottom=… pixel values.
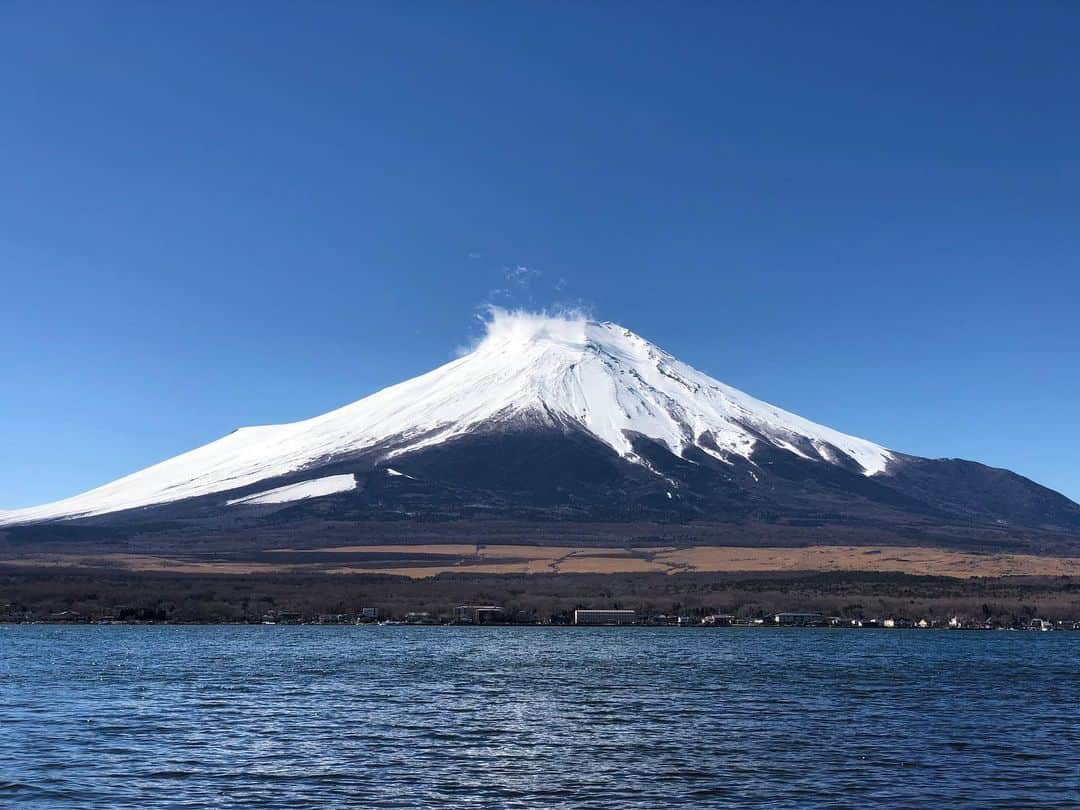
left=469, top=310, right=671, bottom=376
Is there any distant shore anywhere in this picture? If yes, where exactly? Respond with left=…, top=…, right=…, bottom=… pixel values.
left=3, top=557, right=1078, bottom=629
left=5, top=620, right=1079, bottom=632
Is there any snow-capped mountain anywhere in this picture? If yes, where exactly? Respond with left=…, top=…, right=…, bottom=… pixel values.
left=2, top=310, right=1079, bottom=544
left=3, top=312, right=886, bottom=523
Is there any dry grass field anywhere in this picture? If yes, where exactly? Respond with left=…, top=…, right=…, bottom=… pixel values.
left=3, top=543, right=1078, bottom=579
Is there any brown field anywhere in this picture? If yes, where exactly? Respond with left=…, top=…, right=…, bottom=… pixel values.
left=3, top=543, right=1078, bottom=579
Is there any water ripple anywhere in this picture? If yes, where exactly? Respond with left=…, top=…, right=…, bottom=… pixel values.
left=0, top=626, right=1077, bottom=808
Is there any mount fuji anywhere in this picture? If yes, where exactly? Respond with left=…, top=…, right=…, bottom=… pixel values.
left=3, top=311, right=1078, bottom=552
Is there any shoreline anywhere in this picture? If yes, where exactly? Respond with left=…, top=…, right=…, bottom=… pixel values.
left=4, top=562, right=1077, bottom=628
left=5, top=620, right=1077, bottom=631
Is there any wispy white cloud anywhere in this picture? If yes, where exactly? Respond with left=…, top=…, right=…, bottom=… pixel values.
left=455, top=304, right=595, bottom=357
left=505, top=264, right=541, bottom=286
left=469, top=263, right=594, bottom=355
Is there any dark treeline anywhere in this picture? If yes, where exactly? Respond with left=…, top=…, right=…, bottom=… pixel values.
left=2, top=565, right=1077, bottom=626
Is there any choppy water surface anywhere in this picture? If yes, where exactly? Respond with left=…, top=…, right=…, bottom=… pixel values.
left=1, top=626, right=1077, bottom=808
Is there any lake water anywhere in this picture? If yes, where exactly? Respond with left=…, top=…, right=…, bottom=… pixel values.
left=1, top=626, right=1077, bottom=808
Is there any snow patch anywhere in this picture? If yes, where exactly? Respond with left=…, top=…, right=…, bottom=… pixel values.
left=225, top=474, right=356, bottom=506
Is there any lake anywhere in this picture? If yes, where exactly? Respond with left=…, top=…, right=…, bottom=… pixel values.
left=1, top=626, right=1077, bottom=808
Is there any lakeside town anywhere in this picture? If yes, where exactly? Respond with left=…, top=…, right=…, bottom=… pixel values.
left=4, top=601, right=1078, bottom=631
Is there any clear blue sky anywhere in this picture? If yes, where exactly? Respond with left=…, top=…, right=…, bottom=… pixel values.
left=2, top=2, right=1078, bottom=508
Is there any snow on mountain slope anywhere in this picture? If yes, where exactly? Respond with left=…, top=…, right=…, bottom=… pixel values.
left=224, top=474, right=358, bottom=506
left=0, top=310, right=893, bottom=525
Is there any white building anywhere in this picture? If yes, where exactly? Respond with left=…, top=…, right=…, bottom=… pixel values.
left=773, top=612, right=824, bottom=627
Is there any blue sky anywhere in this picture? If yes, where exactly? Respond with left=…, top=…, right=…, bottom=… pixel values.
left=2, top=2, right=1078, bottom=507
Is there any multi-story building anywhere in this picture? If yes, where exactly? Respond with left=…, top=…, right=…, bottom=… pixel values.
left=573, top=609, right=636, bottom=625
